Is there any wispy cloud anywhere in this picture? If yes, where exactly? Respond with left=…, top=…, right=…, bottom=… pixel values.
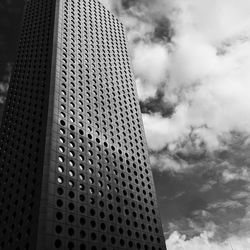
left=208, top=200, right=243, bottom=210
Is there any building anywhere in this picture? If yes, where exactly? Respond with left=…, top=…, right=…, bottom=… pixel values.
left=0, top=0, right=166, bottom=249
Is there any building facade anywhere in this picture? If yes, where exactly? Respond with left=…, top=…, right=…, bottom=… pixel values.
left=0, top=0, right=166, bottom=250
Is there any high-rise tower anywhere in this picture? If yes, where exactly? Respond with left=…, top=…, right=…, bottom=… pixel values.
left=0, top=0, right=166, bottom=249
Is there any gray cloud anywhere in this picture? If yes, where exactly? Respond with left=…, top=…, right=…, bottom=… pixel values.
left=120, top=0, right=136, bottom=10
left=140, top=84, right=175, bottom=117
left=152, top=16, right=174, bottom=43
left=153, top=132, right=250, bottom=245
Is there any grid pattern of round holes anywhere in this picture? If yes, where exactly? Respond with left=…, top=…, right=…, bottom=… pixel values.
left=0, top=0, right=56, bottom=250
left=49, top=0, right=166, bottom=249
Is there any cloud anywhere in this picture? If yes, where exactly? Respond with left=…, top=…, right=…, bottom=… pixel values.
left=139, top=84, right=175, bottom=117
left=222, top=167, right=250, bottom=184
left=101, top=0, right=250, bottom=158
left=154, top=132, right=250, bottom=244
left=208, top=200, right=243, bottom=210
left=231, top=191, right=249, bottom=200
left=142, top=111, right=190, bottom=151
left=163, top=0, right=250, bottom=153
left=153, top=16, right=174, bottom=43
left=150, top=153, right=189, bottom=172
left=132, top=42, right=169, bottom=98
left=166, top=230, right=250, bottom=250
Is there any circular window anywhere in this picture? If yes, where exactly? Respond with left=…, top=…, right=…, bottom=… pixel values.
left=58, top=166, right=64, bottom=173
left=57, top=177, right=63, bottom=184
left=54, top=239, right=62, bottom=248
left=69, top=180, right=74, bottom=187
left=69, top=170, right=75, bottom=177
left=79, top=184, right=85, bottom=191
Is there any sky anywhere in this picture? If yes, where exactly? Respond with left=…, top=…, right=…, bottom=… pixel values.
left=1, top=0, right=250, bottom=249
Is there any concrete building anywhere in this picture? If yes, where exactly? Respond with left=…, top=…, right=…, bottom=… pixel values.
left=0, top=0, right=166, bottom=249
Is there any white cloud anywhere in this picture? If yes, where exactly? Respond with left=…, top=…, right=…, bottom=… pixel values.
left=171, top=0, right=250, bottom=43
left=138, top=0, right=250, bottom=154
left=200, top=180, right=217, bottom=193
left=133, top=42, right=169, bottom=99
left=166, top=231, right=250, bottom=250
left=222, top=167, right=250, bottom=183
left=232, top=191, right=249, bottom=200
left=150, top=153, right=189, bottom=172
left=143, top=110, right=190, bottom=151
